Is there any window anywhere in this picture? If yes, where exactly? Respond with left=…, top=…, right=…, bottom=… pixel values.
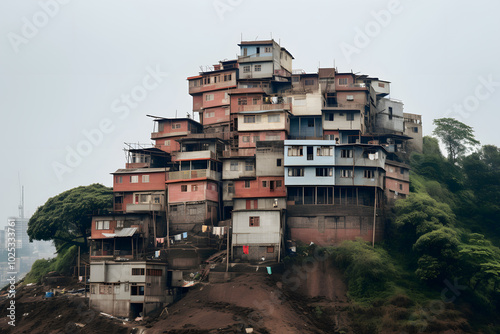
left=228, top=183, right=234, bottom=194
left=252, top=135, right=260, bottom=143
left=142, top=175, right=149, bottom=183
left=287, top=146, right=303, bottom=156
left=346, top=95, right=354, bottom=101
left=254, top=65, right=261, bottom=72
left=412, top=127, right=419, bottom=133
left=288, top=168, right=304, bottom=177
left=224, top=74, right=232, bottom=81
left=338, top=78, right=348, bottom=85
left=267, top=246, right=274, bottom=253
left=225, top=108, right=230, bottom=115
left=238, top=98, right=248, bottom=105
left=276, top=180, right=282, bottom=188
left=205, top=111, right=214, bottom=118
left=317, top=146, right=333, bottom=156
left=181, top=185, right=188, bottom=192
left=203, top=77, right=210, bottom=85
left=276, top=159, right=282, bottom=167
left=230, top=161, right=238, bottom=171
left=399, top=184, right=403, bottom=190
left=256, top=47, right=260, bottom=54
left=116, top=176, right=123, bottom=183
left=262, top=180, right=268, bottom=188
left=95, top=220, right=110, bottom=230
left=205, top=94, right=214, bottom=101
left=346, top=112, right=354, bottom=121
left=244, top=115, right=255, bottom=123
left=189, top=208, right=197, bottom=215
left=316, top=168, right=333, bottom=177
left=191, top=185, right=198, bottom=191
left=340, top=169, right=353, bottom=178
left=244, top=180, right=251, bottom=188
left=268, top=114, right=280, bottom=122
left=305, top=79, right=314, bottom=86
left=308, top=120, right=314, bottom=127
left=264, top=47, right=271, bottom=53
left=341, top=149, right=353, bottom=158
left=252, top=97, right=260, bottom=105
left=131, top=285, right=145, bottom=296
left=172, top=123, right=181, bottom=129
left=325, top=113, right=334, bottom=121
left=245, top=161, right=253, bottom=171
left=249, top=216, right=260, bottom=227
left=146, top=269, right=162, bottom=276
left=130, top=175, right=138, bottom=183
left=242, top=136, right=250, bottom=142
left=132, top=268, right=145, bottom=275
left=292, top=76, right=300, bottom=82
left=91, top=285, right=96, bottom=294
left=388, top=107, right=393, bottom=120
left=171, top=205, right=178, bottom=212
left=116, top=220, right=124, bottom=228
left=266, top=135, right=280, bottom=140
left=164, top=140, right=170, bottom=146
left=364, top=170, right=375, bottom=178
left=243, top=65, right=251, bottom=73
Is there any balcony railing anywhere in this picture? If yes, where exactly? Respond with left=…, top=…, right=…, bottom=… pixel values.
left=335, top=83, right=367, bottom=90
left=126, top=203, right=164, bottom=212
left=323, top=103, right=366, bottom=110
left=222, top=148, right=256, bottom=158
left=237, top=103, right=291, bottom=112
left=167, top=169, right=221, bottom=181
left=173, top=150, right=217, bottom=161
left=151, top=130, right=189, bottom=139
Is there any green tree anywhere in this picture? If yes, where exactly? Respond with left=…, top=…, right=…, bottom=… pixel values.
left=28, top=184, right=112, bottom=251
left=432, top=118, right=480, bottom=162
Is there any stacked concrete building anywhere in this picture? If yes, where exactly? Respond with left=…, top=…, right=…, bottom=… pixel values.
left=89, top=39, right=422, bottom=318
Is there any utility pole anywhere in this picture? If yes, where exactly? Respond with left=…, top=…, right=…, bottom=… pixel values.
left=372, top=186, right=377, bottom=247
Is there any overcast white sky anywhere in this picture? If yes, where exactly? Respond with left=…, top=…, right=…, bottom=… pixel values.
left=1, top=0, right=499, bottom=228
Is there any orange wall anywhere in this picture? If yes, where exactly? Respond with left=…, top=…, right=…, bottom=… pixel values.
left=202, top=90, right=229, bottom=109
left=113, top=172, right=166, bottom=192
left=168, top=180, right=219, bottom=203
left=155, top=135, right=182, bottom=153
left=203, top=107, right=230, bottom=125
left=234, top=176, right=286, bottom=198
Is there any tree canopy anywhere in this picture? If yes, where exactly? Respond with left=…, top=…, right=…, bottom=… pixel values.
left=27, top=183, right=112, bottom=251
left=432, top=117, right=480, bottom=162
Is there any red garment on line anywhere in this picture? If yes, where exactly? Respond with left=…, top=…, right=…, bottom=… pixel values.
left=242, top=245, right=249, bottom=254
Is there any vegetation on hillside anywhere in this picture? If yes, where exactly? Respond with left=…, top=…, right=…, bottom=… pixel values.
left=329, top=118, right=500, bottom=333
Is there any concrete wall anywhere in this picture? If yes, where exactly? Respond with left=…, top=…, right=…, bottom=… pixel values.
left=256, top=141, right=284, bottom=177
left=237, top=111, right=289, bottom=132
left=234, top=176, right=286, bottom=198
left=232, top=210, right=281, bottom=245
left=222, top=158, right=256, bottom=180
left=284, top=140, right=336, bottom=166
left=375, top=98, right=404, bottom=133
left=322, top=109, right=364, bottom=131
left=288, top=91, right=323, bottom=116
left=168, top=200, right=219, bottom=231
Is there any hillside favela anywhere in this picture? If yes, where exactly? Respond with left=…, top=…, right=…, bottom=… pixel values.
left=2, top=39, right=500, bottom=334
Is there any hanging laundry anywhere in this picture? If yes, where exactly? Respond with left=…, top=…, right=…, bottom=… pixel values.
left=174, top=234, right=182, bottom=241
left=202, top=225, right=208, bottom=233
left=212, top=227, right=221, bottom=236
left=155, top=250, right=160, bottom=258
left=182, top=232, right=188, bottom=239
left=243, top=245, right=249, bottom=254
left=266, top=267, right=272, bottom=275
left=156, top=238, right=164, bottom=244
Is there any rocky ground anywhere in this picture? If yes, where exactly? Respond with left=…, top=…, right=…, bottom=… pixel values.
left=0, top=261, right=352, bottom=334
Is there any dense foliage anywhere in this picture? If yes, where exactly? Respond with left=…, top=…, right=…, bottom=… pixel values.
left=27, top=184, right=112, bottom=252
left=331, top=120, right=500, bottom=332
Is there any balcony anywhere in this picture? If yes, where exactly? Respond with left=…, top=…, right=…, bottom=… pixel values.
left=322, top=103, right=366, bottom=110
left=235, top=103, right=291, bottom=113
left=173, top=150, right=217, bottom=161
left=335, top=83, right=367, bottom=91
left=151, top=130, right=189, bottom=139
left=274, top=69, right=291, bottom=77
left=126, top=203, right=164, bottom=212
left=167, top=169, right=221, bottom=181
left=222, top=148, right=256, bottom=158
left=238, top=55, right=273, bottom=63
